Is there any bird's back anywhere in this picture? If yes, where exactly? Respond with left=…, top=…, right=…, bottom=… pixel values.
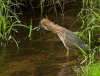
left=58, top=28, right=87, bottom=51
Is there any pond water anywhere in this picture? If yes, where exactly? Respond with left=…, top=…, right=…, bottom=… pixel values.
left=0, top=11, right=82, bottom=76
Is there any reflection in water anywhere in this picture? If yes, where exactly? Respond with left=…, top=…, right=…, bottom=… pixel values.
left=58, top=66, right=75, bottom=76
left=0, top=40, right=80, bottom=76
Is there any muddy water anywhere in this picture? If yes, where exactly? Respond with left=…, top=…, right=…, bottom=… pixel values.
left=0, top=12, right=82, bottom=76
left=0, top=41, right=80, bottom=76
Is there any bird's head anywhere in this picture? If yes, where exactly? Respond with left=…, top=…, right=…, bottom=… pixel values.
left=40, top=18, right=65, bottom=35
left=40, top=18, right=54, bottom=31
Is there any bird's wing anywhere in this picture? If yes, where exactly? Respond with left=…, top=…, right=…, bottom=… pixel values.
left=57, top=29, right=87, bottom=51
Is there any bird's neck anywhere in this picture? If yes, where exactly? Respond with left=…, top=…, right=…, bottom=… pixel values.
left=48, top=23, right=65, bottom=34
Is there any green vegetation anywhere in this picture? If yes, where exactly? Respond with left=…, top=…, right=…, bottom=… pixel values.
left=0, top=0, right=33, bottom=47
left=76, top=0, right=100, bottom=62
left=75, top=0, right=100, bottom=76
left=77, top=62, right=100, bottom=76
left=0, top=0, right=20, bottom=46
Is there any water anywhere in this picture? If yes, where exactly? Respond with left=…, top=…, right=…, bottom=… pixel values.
left=0, top=41, right=79, bottom=76
left=0, top=11, right=82, bottom=76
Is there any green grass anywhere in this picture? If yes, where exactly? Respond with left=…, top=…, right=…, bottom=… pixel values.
left=76, top=0, right=100, bottom=63
left=75, top=0, right=100, bottom=75
left=0, top=0, right=36, bottom=47
left=79, top=62, right=100, bottom=76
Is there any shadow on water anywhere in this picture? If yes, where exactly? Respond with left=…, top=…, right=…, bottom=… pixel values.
left=0, top=10, right=82, bottom=76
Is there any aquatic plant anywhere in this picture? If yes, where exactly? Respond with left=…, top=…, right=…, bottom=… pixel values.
left=74, top=0, right=100, bottom=75
left=39, top=0, right=65, bottom=16
left=76, top=0, right=100, bottom=64
left=78, top=62, right=100, bottom=76
left=0, top=0, right=34, bottom=47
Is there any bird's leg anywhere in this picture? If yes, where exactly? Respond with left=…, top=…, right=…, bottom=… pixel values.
left=65, top=47, right=69, bottom=63
left=66, top=47, right=69, bottom=57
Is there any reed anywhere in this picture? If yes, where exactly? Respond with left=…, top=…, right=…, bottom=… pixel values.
left=75, top=0, right=100, bottom=75
left=0, top=0, right=33, bottom=47
left=76, top=0, right=100, bottom=63
left=77, top=62, right=100, bottom=76
left=39, top=0, right=64, bottom=16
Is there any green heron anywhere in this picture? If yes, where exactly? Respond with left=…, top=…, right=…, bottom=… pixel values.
left=40, top=18, right=87, bottom=55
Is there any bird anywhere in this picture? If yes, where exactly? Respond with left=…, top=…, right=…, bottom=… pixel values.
left=40, top=18, right=87, bottom=55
